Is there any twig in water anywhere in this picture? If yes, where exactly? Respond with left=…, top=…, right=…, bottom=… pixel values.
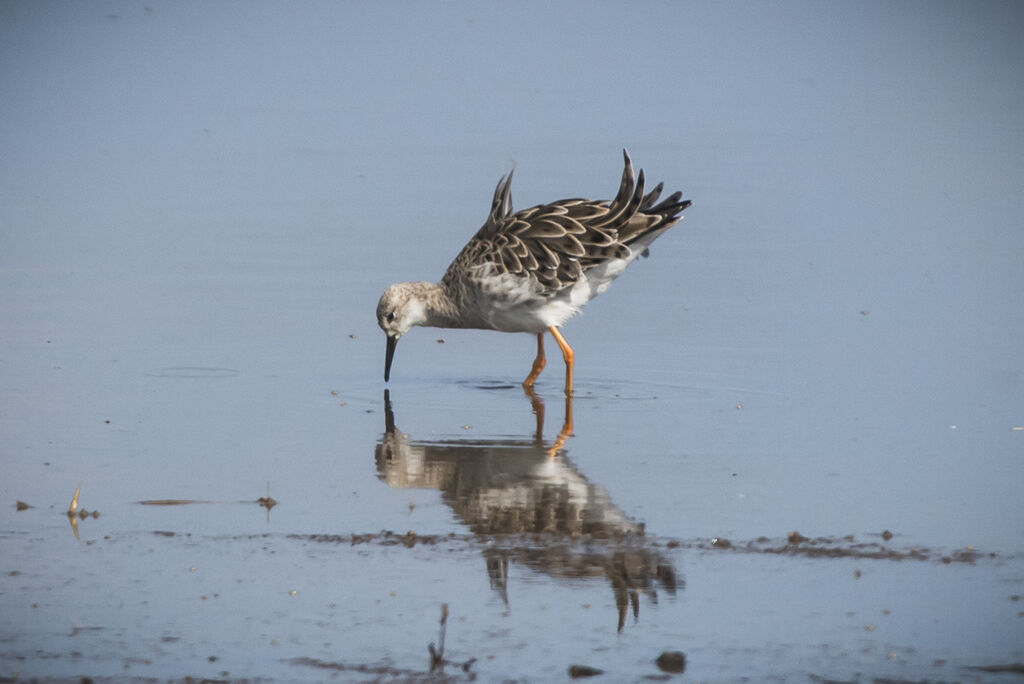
left=428, top=603, right=449, bottom=672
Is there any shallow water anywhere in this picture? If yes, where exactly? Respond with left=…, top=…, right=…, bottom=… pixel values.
left=2, top=2, right=1024, bottom=682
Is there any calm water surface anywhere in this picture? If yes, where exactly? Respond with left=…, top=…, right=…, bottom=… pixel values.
left=2, top=2, right=1023, bottom=682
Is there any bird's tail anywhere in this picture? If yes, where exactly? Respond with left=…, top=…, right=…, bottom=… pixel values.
left=604, top=149, right=691, bottom=244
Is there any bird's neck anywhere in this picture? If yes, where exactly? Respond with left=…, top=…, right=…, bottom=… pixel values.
left=409, top=281, right=464, bottom=329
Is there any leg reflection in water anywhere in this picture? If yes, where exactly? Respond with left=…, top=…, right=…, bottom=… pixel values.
left=523, top=384, right=573, bottom=458
left=376, top=389, right=679, bottom=631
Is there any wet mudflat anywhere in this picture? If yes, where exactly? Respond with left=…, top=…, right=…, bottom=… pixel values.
left=2, top=383, right=1022, bottom=683
left=2, top=2, right=1024, bottom=682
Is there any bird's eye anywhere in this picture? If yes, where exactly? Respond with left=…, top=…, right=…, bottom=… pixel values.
left=386, top=312, right=396, bottom=322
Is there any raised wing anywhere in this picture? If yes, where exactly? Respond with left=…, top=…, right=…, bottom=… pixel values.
left=443, top=150, right=691, bottom=293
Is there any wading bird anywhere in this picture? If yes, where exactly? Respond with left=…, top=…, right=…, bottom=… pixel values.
left=376, top=150, right=691, bottom=395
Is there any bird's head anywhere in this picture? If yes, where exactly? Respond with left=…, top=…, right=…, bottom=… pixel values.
left=376, top=282, right=430, bottom=382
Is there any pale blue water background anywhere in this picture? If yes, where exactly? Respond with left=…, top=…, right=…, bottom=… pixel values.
left=2, top=2, right=1023, bottom=682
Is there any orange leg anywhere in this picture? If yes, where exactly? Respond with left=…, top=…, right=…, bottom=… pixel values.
left=561, top=392, right=574, bottom=435
left=548, top=326, right=574, bottom=396
left=522, top=332, right=546, bottom=388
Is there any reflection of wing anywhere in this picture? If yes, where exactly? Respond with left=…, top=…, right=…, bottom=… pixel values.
left=375, top=391, right=679, bottom=630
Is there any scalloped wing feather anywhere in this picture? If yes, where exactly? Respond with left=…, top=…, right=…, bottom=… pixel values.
left=443, top=150, right=691, bottom=296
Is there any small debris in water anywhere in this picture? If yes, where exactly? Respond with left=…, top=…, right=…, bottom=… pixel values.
left=436, top=339, right=445, bottom=344
left=568, top=664, right=604, bottom=678
left=16, top=500, right=31, bottom=511
left=330, top=390, right=339, bottom=396
left=65, top=483, right=99, bottom=537
left=67, top=483, right=82, bottom=516
left=655, top=651, right=686, bottom=673
left=139, top=499, right=215, bottom=505
left=966, top=663, right=1024, bottom=675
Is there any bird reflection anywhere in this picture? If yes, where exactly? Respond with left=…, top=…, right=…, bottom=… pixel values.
left=375, top=388, right=678, bottom=631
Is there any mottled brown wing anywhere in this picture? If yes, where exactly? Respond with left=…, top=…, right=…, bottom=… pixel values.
left=442, top=150, right=691, bottom=294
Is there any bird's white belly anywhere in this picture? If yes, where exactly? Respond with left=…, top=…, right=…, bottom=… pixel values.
left=472, top=256, right=637, bottom=333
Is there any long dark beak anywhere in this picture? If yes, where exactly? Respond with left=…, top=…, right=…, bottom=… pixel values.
left=384, top=335, right=398, bottom=382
